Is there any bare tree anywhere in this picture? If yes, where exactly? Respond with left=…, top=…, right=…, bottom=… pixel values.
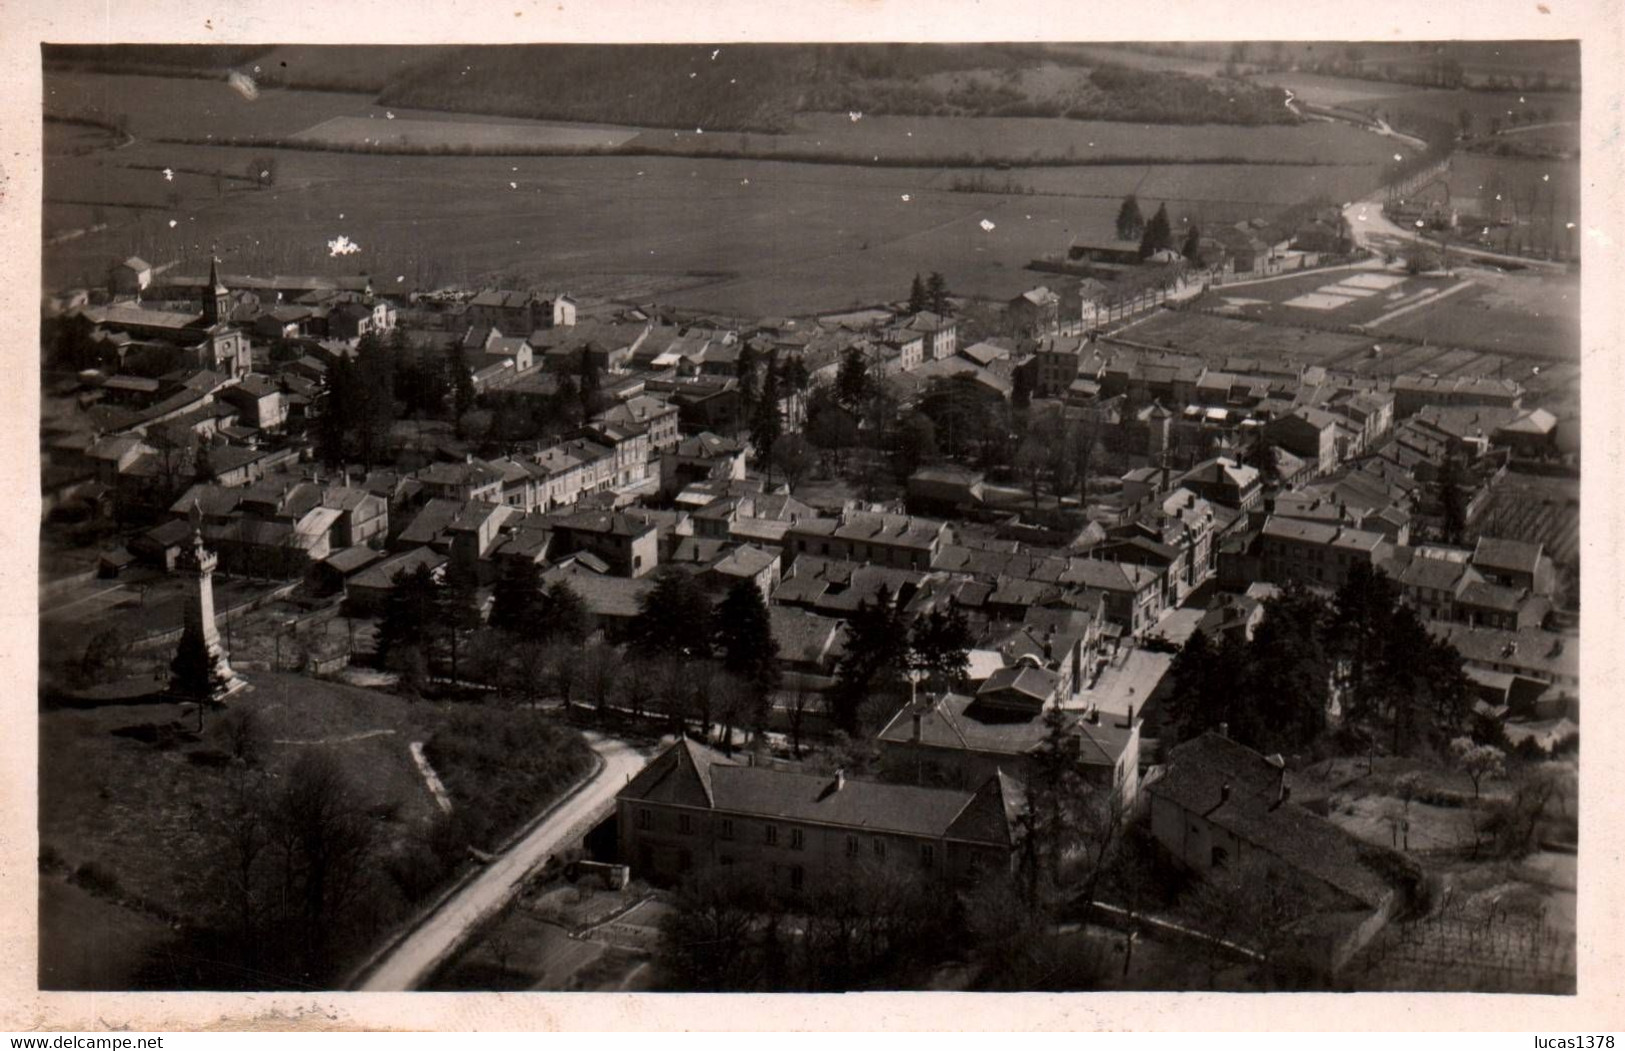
left=579, top=639, right=623, bottom=714
left=502, top=637, right=551, bottom=706
left=1185, top=857, right=1318, bottom=989
left=220, top=765, right=270, bottom=969
left=786, top=646, right=825, bottom=759
left=269, top=750, right=380, bottom=971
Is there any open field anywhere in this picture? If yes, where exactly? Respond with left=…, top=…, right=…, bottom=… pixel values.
left=1472, top=471, right=1581, bottom=565
left=249, top=45, right=461, bottom=94
left=40, top=144, right=1373, bottom=316
left=1370, top=267, right=1581, bottom=359
left=39, top=670, right=594, bottom=989
left=1251, top=72, right=1421, bottom=108
left=38, top=673, right=440, bottom=986
left=40, top=570, right=291, bottom=669
left=1466, top=121, right=1579, bottom=157
left=621, top=111, right=1397, bottom=166
left=42, top=68, right=1413, bottom=314
left=1180, top=260, right=1579, bottom=358
left=294, top=115, right=642, bottom=150
left=1444, top=153, right=1580, bottom=259
left=48, top=72, right=380, bottom=141
left=1119, top=286, right=1575, bottom=392
left=1210, top=266, right=1465, bottom=327
left=1348, top=87, right=1578, bottom=132
left=1117, top=308, right=1374, bottom=366
left=45, top=139, right=1398, bottom=319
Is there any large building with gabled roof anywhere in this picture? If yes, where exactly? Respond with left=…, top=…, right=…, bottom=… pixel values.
left=617, top=737, right=1022, bottom=890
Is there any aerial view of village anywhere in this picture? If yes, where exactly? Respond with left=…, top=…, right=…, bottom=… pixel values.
left=36, top=40, right=1581, bottom=995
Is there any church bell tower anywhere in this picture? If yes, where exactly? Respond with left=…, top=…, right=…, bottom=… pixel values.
left=202, top=252, right=230, bottom=327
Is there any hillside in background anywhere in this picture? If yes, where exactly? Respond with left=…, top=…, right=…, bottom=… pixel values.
left=45, top=43, right=1299, bottom=132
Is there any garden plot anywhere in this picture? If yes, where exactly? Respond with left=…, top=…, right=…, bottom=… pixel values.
left=1282, top=290, right=1363, bottom=311
left=1340, top=272, right=1409, bottom=291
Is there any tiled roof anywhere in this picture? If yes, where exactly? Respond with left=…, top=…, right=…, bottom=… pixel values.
left=541, top=563, right=652, bottom=618
left=1431, top=623, right=1576, bottom=681
left=1455, top=580, right=1527, bottom=613
left=1473, top=537, right=1544, bottom=576
left=707, top=764, right=1013, bottom=844
left=877, top=693, right=1132, bottom=770
left=1149, top=733, right=1399, bottom=909
left=769, top=606, right=842, bottom=663
left=323, top=545, right=383, bottom=575
left=977, top=665, right=1060, bottom=705
left=1396, top=555, right=1475, bottom=593
left=711, top=544, right=779, bottom=579
left=620, top=737, right=730, bottom=808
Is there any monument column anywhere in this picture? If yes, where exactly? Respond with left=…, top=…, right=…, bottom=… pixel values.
left=170, top=501, right=245, bottom=702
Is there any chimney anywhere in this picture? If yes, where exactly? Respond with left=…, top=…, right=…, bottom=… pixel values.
left=911, top=711, right=922, bottom=743
left=1218, top=721, right=1229, bottom=739
left=1124, top=703, right=1135, bottom=728
left=1088, top=707, right=1100, bottom=725
left=834, top=768, right=846, bottom=793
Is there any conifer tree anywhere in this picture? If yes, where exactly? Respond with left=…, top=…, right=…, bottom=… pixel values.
left=537, top=579, right=590, bottom=645
left=1115, top=195, right=1146, bottom=241
left=489, top=558, right=544, bottom=634
left=907, top=273, right=927, bottom=314
left=749, top=356, right=783, bottom=468
left=1138, top=203, right=1174, bottom=259
left=714, top=579, right=781, bottom=706
left=629, top=568, right=714, bottom=659
left=1181, top=224, right=1203, bottom=261
left=170, top=629, right=231, bottom=703
left=926, top=271, right=950, bottom=315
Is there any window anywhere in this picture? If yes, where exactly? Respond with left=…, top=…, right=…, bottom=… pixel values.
left=1211, top=845, right=1229, bottom=869
left=920, top=843, right=935, bottom=868
left=873, top=838, right=887, bottom=860
left=636, top=809, right=651, bottom=831
left=790, top=828, right=805, bottom=851
left=678, top=813, right=693, bottom=835
left=719, top=818, right=734, bottom=841
left=765, top=825, right=779, bottom=847
left=790, top=865, right=805, bottom=891
left=845, top=835, right=859, bottom=858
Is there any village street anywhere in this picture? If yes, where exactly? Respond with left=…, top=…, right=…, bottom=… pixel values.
left=354, top=732, right=650, bottom=992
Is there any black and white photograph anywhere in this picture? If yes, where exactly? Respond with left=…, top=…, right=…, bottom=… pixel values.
left=14, top=0, right=1617, bottom=1026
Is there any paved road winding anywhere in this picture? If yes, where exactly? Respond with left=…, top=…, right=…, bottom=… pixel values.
left=356, top=731, right=649, bottom=991
left=1342, top=193, right=1570, bottom=274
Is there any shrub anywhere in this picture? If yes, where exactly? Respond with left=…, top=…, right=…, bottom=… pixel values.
left=1512, top=737, right=1550, bottom=762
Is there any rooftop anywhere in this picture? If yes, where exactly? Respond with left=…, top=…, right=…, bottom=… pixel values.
left=620, top=739, right=1020, bottom=846
left=1149, top=733, right=1401, bottom=910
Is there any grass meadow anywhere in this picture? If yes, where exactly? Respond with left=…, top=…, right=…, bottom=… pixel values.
left=42, top=72, right=1407, bottom=316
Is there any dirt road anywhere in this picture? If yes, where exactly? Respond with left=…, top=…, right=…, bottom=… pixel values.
left=355, top=731, right=649, bottom=991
